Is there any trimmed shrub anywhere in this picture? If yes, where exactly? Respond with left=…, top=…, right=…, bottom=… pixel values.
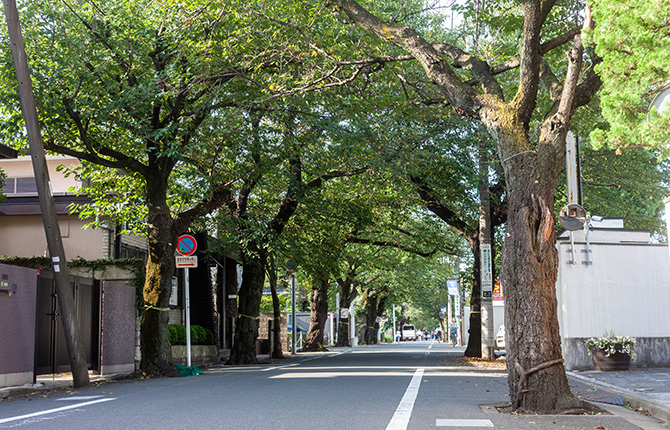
left=203, top=328, right=215, bottom=345
left=168, top=324, right=215, bottom=345
left=191, top=325, right=206, bottom=344
left=168, top=324, right=186, bottom=345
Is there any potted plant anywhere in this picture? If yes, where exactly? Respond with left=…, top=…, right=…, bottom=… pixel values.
left=586, top=331, right=636, bottom=371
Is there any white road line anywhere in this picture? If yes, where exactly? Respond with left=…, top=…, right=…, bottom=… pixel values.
left=55, top=395, right=104, bottom=401
left=0, top=398, right=115, bottom=425
left=262, top=363, right=299, bottom=372
left=435, top=419, right=494, bottom=427
left=385, top=368, right=424, bottom=430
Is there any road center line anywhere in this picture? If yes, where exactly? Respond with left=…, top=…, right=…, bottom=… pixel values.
left=385, top=368, right=424, bottom=430
left=0, top=398, right=115, bottom=424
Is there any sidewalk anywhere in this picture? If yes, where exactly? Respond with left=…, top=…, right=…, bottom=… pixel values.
left=0, top=371, right=124, bottom=399
left=568, top=367, right=670, bottom=424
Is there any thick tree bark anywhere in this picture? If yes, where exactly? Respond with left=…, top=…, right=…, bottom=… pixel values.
left=140, top=173, right=178, bottom=376
left=498, top=150, right=579, bottom=412
left=303, top=275, right=330, bottom=351
left=267, top=255, right=285, bottom=359
left=226, top=245, right=265, bottom=365
left=362, top=294, right=386, bottom=344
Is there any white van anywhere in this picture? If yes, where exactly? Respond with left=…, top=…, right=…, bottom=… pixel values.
left=401, top=325, right=417, bottom=341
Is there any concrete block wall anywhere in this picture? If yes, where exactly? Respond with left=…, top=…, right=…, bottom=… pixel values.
left=100, top=281, right=137, bottom=374
left=0, top=264, right=38, bottom=387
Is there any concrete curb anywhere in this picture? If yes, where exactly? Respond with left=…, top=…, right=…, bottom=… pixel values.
left=568, top=371, right=670, bottom=424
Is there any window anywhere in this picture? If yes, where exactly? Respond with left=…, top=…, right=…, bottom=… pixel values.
left=1, top=178, right=15, bottom=194
left=1, top=177, right=38, bottom=195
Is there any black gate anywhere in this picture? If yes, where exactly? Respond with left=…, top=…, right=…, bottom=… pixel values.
left=35, top=273, right=101, bottom=375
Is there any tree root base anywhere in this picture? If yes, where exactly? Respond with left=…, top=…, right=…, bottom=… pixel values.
left=495, top=400, right=610, bottom=416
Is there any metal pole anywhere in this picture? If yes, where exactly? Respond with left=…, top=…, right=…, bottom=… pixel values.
left=479, top=137, right=495, bottom=360
left=335, top=292, right=340, bottom=344
left=350, top=304, right=356, bottom=346
left=185, top=268, right=191, bottom=367
left=392, top=304, right=396, bottom=343
left=291, top=274, right=296, bottom=355
left=3, top=0, right=90, bottom=387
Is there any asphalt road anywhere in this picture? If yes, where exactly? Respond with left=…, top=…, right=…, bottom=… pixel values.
left=0, top=341, right=662, bottom=429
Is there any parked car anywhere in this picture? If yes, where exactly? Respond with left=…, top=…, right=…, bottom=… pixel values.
left=495, top=324, right=505, bottom=349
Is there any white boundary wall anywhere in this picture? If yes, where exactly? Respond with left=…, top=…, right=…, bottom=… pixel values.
left=556, top=234, right=670, bottom=370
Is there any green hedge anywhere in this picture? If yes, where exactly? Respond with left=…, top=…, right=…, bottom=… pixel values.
left=168, top=324, right=215, bottom=345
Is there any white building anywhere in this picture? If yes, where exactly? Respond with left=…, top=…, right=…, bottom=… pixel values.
left=556, top=217, right=670, bottom=370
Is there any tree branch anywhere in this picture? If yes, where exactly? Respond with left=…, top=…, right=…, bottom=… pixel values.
left=513, top=0, right=544, bottom=125
left=326, top=0, right=481, bottom=116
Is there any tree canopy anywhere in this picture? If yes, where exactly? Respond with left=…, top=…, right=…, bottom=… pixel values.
left=589, top=0, right=670, bottom=153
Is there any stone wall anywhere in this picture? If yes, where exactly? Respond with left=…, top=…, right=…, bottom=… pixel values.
left=563, top=337, right=670, bottom=370
left=258, top=312, right=288, bottom=353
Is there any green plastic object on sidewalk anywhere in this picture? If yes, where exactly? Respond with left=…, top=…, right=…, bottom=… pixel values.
left=175, top=364, right=203, bottom=377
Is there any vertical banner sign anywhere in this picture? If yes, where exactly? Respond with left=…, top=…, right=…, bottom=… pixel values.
left=481, top=244, right=493, bottom=298
left=447, top=280, right=459, bottom=296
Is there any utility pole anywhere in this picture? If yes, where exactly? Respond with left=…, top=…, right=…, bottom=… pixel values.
left=479, top=137, right=495, bottom=360
left=3, top=0, right=90, bottom=387
left=291, top=273, right=296, bottom=355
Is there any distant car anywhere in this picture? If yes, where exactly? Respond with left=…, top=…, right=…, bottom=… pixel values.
left=401, top=325, right=417, bottom=341
left=495, top=324, right=505, bottom=349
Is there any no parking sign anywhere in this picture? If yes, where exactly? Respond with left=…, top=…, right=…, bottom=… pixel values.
left=176, top=234, right=197, bottom=256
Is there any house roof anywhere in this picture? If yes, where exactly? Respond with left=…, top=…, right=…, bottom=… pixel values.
left=0, top=195, right=92, bottom=216
left=0, top=145, right=18, bottom=159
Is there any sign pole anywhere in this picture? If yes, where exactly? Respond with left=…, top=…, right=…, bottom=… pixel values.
left=175, top=234, right=198, bottom=367
left=185, top=267, right=191, bottom=367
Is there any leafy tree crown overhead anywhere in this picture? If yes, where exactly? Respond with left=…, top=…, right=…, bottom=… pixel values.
left=589, top=0, right=670, bottom=154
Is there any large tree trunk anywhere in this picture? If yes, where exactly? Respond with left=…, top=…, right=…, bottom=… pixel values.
left=363, top=295, right=386, bottom=344
left=362, top=294, right=377, bottom=345
left=140, top=175, right=177, bottom=376
left=497, top=138, right=581, bottom=412
left=227, top=245, right=265, bottom=365
left=335, top=279, right=357, bottom=347
left=303, top=275, right=330, bottom=351
left=267, top=255, right=285, bottom=359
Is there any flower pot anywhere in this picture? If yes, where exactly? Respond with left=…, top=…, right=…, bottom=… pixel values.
left=591, top=346, right=631, bottom=371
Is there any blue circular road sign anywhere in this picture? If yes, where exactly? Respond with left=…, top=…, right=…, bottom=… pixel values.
left=176, top=234, right=197, bottom=256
